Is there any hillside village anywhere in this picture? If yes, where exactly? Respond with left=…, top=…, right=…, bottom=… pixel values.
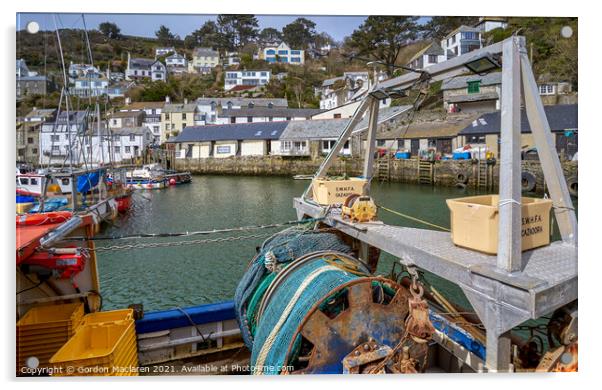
left=16, top=15, right=578, bottom=168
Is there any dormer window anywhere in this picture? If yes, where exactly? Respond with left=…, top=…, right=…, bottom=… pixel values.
left=268, top=102, right=273, bottom=109
left=248, top=102, right=255, bottom=109
left=227, top=102, right=233, bottom=109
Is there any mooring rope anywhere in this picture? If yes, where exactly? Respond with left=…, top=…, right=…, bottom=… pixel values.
left=377, top=205, right=450, bottom=232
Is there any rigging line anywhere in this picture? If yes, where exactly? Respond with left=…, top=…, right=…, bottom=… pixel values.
left=68, top=218, right=324, bottom=241
left=378, top=205, right=450, bottom=232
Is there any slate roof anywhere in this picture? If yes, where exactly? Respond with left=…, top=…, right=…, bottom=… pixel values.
left=26, top=108, right=56, bottom=119
left=441, top=72, right=502, bottom=90
left=129, top=58, right=158, bottom=69
left=110, top=110, right=144, bottom=119
left=112, top=127, right=150, bottom=136
left=444, top=25, right=481, bottom=39
left=377, top=114, right=479, bottom=140
left=322, top=76, right=345, bottom=88
left=458, top=104, right=578, bottom=135
left=196, top=97, right=288, bottom=108
left=193, top=47, right=219, bottom=57
left=219, top=108, right=324, bottom=118
left=408, top=42, right=444, bottom=63
left=163, top=103, right=198, bottom=113
left=280, top=106, right=412, bottom=141
left=169, top=121, right=288, bottom=143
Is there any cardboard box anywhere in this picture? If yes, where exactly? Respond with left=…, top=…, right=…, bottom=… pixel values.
left=312, top=178, right=367, bottom=205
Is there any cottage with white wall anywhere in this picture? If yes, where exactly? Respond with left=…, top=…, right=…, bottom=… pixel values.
left=167, top=121, right=288, bottom=159
left=475, top=17, right=508, bottom=33
left=224, top=70, right=271, bottom=91
left=119, top=101, right=164, bottom=142
left=259, top=42, right=305, bottom=65
left=196, top=97, right=288, bottom=124
left=155, top=47, right=176, bottom=57
left=70, top=75, right=110, bottom=97
left=441, top=26, right=482, bottom=60
left=39, top=111, right=89, bottom=165
left=125, top=53, right=167, bottom=81
left=407, top=42, right=446, bottom=70
left=441, top=72, right=502, bottom=113
left=216, top=107, right=323, bottom=124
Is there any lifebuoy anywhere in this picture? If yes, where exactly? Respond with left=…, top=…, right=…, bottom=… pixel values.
left=567, top=177, right=578, bottom=197
left=521, top=172, right=536, bottom=192
left=456, top=172, right=469, bottom=185
left=16, top=211, right=72, bottom=226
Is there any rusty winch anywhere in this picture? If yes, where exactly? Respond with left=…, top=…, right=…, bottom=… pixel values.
left=341, top=194, right=378, bottom=223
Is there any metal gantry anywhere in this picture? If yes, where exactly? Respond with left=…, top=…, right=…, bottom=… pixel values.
left=294, top=36, right=577, bottom=372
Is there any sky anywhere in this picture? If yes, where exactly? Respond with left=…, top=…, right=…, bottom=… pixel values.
left=16, top=13, right=376, bottom=42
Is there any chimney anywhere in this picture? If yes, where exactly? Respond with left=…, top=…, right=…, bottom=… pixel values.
left=125, top=97, right=131, bottom=105
left=184, top=98, right=188, bottom=105
left=165, top=96, right=171, bottom=104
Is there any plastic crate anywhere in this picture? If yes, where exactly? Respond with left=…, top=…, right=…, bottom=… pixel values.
left=312, top=178, right=367, bottom=205
left=79, top=309, right=134, bottom=328
left=17, top=302, right=84, bottom=370
left=446, top=195, right=553, bottom=254
left=50, top=320, right=138, bottom=376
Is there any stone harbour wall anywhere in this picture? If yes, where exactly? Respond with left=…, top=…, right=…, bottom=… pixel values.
left=175, top=156, right=578, bottom=194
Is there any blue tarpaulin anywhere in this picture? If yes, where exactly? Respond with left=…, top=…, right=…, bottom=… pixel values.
left=77, top=171, right=102, bottom=193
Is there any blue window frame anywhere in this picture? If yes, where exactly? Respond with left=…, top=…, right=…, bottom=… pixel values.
left=291, top=50, right=301, bottom=55
left=291, top=57, right=301, bottom=63
left=278, top=50, right=288, bottom=55
left=266, top=49, right=276, bottom=55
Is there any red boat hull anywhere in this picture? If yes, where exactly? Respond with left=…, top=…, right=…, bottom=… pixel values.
left=116, top=194, right=132, bottom=213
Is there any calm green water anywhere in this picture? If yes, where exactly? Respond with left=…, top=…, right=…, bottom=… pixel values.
left=97, top=176, right=575, bottom=312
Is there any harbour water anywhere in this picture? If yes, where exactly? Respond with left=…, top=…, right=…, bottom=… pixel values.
left=98, top=175, right=575, bottom=312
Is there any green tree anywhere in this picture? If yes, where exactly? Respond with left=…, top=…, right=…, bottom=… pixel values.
left=98, top=22, right=122, bottom=40
left=348, top=16, right=420, bottom=74
left=282, top=17, right=317, bottom=49
left=184, top=21, right=220, bottom=49
left=216, top=14, right=259, bottom=51
left=155, top=25, right=176, bottom=46
left=422, top=16, right=479, bottom=40
left=258, top=27, right=283, bottom=43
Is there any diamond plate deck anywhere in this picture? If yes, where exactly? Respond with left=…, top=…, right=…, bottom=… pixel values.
left=294, top=197, right=577, bottom=319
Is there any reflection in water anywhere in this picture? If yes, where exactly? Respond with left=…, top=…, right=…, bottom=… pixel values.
left=98, top=176, right=575, bottom=311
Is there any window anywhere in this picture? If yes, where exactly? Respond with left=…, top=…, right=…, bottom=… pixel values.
left=32, top=148, right=37, bottom=154
left=428, top=55, right=438, bottom=63
left=282, top=140, right=292, bottom=151
left=467, top=81, right=481, bottom=94
left=115, top=146, right=121, bottom=153
left=428, top=139, right=437, bottom=148
left=19, top=177, right=29, bottom=185
left=52, top=145, right=60, bottom=152
left=125, top=146, right=131, bottom=153
left=182, top=113, right=187, bottom=120
left=291, top=50, right=301, bottom=55
left=466, top=135, right=486, bottom=144
left=248, top=102, right=255, bottom=108
left=334, top=113, right=342, bottom=119
left=129, top=135, right=136, bottom=141
left=165, top=113, right=170, bottom=120
left=216, top=145, right=231, bottom=154
left=322, top=140, right=336, bottom=151
left=27, top=137, right=34, bottom=144
left=51, top=134, right=60, bottom=142
left=539, top=84, right=555, bottom=95
left=268, top=102, right=273, bottom=108
left=247, top=116, right=253, bottom=123
left=291, top=57, right=301, bottom=63
left=376, top=140, right=386, bottom=147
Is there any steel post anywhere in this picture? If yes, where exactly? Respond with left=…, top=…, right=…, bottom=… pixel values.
left=497, top=36, right=523, bottom=272
left=520, top=49, right=578, bottom=245
left=362, top=99, right=380, bottom=194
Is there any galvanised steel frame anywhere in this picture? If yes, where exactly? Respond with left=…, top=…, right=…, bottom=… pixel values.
left=294, top=36, right=577, bottom=372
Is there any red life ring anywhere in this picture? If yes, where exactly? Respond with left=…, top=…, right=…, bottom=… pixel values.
left=16, top=211, right=73, bottom=226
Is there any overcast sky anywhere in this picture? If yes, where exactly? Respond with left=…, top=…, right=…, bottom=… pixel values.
left=16, top=13, right=380, bottom=42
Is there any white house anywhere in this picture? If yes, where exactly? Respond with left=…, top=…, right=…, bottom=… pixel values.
left=216, top=107, right=323, bottom=125
left=24, top=108, right=56, bottom=123
left=68, top=62, right=100, bottom=83
left=259, top=42, right=305, bottom=65
left=16, top=59, right=35, bottom=78
left=167, top=121, right=288, bottom=159
left=441, top=26, right=482, bottom=60
left=189, top=48, right=220, bottom=74
left=155, top=47, right=176, bottom=57
left=407, top=42, right=446, bottom=70
left=318, top=72, right=374, bottom=110
left=166, top=52, right=187, bottom=68
left=39, top=111, right=89, bottom=165
left=196, top=97, right=288, bottom=124
left=70, top=76, right=110, bottom=97
left=105, top=127, right=153, bottom=163
left=224, top=70, right=271, bottom=91
left=475, top=17, right=508, bottom=33
left=125, top=53, right=167, bottom=82
left=223, top=52, right=241, bottom=67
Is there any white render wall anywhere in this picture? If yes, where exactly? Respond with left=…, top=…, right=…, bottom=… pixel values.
left=213, top=141, right=237, bottom=158
left=241, top=140, right=266, bottom=156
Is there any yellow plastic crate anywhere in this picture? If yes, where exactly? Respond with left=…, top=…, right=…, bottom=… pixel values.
left=50, top=320, right=138, bottom=376
left=446, top=195, right=553, bottom=254
left=312, top=177, right=367, bottom=205
left=17, top=302, right=84, bottom=370
left=78, top=309, right=134, bottom=328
